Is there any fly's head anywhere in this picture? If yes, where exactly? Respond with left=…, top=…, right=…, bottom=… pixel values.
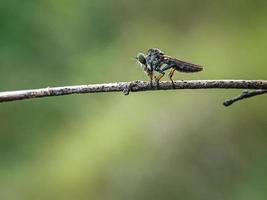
left=136, top=52, right=147, bottom=66
left=135, top=52, right=152, bottom=74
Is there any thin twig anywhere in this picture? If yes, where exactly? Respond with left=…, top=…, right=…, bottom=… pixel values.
left=223, top=89, right=267, bottom=107
left=0, top=80, right=266, bottom=104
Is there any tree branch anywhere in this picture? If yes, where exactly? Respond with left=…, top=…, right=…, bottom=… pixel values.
left=0, top=80, right=266, bottom=105
left=223, top=89, right=267, bottom=107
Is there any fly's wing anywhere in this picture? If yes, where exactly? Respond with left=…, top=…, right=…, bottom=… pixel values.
left=162, top=55, right=203, bottom=73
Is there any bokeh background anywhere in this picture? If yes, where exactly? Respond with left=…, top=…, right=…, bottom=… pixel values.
left=1, top=0, right=267, bottom=199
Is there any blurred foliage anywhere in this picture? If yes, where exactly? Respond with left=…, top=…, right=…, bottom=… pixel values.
left=0, top=0, right=267, bottom=199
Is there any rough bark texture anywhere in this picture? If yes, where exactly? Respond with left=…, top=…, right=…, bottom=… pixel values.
left=0, top=80, right=266, bottom=104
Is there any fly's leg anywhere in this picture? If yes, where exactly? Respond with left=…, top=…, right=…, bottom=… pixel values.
left=169, top=68, right=176, bottom=88
left=147, top=71, right=153, bottom=88
left=160, top=64, right=175, bottom=87
left=153, top=68, right=165, bottom=87
left=154, top=73, right=165, bottom=82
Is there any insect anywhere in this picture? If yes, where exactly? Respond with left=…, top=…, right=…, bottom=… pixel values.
left=136, top=48, right=203, bottom=85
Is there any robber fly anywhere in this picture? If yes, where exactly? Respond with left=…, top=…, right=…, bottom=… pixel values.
left=136, top=48, right=203, bottom=85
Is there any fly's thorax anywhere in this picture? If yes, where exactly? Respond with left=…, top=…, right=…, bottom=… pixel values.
left=146, top=51, right=164, bottom=70
left=147, top=48, right=164, bottom=55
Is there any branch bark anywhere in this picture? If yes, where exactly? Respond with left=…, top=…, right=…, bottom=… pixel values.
left=0, top=80, right=266, bottom=105
left=223, top=89, right=267, bottom=106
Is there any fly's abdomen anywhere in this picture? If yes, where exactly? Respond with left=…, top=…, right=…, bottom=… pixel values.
left=168, top=59, right=203, bottom=73
left=178, top=63, right=203, bottom=72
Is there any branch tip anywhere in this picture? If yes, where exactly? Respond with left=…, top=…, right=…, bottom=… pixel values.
left=223, top=89, right=267, bottom=107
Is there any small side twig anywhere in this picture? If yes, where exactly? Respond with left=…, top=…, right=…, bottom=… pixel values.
left=223, top=89, right=267, bottom=107
left=122, top=81, right=138, bottom=95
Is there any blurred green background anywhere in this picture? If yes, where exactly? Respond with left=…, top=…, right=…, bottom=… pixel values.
left=0, top=0, right=267, bottom=199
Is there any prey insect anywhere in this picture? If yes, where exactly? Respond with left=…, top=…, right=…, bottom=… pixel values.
left=136, top=48, right=203, bottom=86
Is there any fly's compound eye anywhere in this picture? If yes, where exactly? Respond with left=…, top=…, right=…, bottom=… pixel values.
left=136, top=53, right=147, bottom=66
